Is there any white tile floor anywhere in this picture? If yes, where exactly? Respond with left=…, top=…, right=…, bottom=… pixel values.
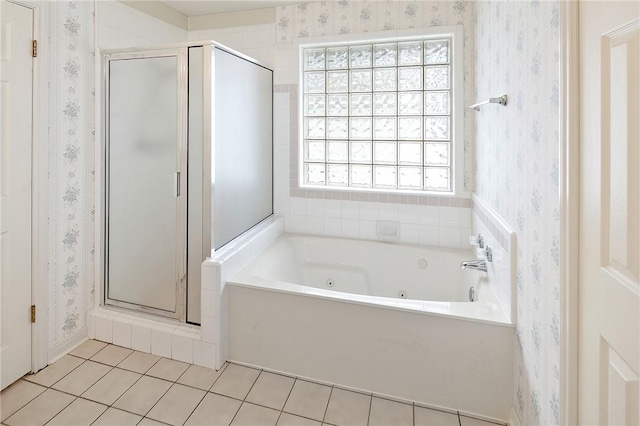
left=1, top=340, right=506, bottom=426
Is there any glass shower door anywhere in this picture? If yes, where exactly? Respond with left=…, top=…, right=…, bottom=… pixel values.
left=106, top=52, right=186, bottom=317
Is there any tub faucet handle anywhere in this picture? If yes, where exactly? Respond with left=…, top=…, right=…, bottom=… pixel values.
left=484, top=245, right=493, bottom=262
left=469, top=233, right=485, bottom=249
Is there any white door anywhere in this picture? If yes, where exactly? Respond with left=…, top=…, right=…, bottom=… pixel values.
left=578, top=1, right=640, bottom=424
left=0, top=0, right=34, bottom=390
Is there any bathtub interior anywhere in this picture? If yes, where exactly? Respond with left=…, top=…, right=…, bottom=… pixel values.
left=230, top=234, right=512, bottom=326
left=248, top=235, right=481, bottom=302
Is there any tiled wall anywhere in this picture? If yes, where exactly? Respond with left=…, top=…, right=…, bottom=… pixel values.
left=96, top=0, right=188, bottom=49
left=474, top=1, right=561, bottom=425
left=274, top=82, right=471, bottom=247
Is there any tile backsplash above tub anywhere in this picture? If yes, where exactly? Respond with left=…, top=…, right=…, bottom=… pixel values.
left=283, top=198, right=472, bottom=248
left=273, top=84, right=472, bottom=249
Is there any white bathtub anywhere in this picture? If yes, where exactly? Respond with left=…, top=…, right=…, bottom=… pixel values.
left=226, top=234, right=514, bottom=421
left=230, top=235, right=509, bottom=324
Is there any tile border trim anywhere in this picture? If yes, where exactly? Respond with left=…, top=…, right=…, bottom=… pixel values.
left=471, top=196, right=511, bottom=250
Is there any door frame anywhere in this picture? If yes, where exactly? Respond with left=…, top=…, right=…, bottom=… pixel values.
left=559, top=1, right=580, bottom=425
left=6, top=0, right=51, bottom=374
left=101, top=48, right=189, bottom=321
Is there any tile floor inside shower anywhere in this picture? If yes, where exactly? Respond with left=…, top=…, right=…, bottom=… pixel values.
left=1, top=340, right=506, bottom=426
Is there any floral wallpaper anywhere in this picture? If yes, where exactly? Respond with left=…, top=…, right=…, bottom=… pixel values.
left=474, top=1, right=560, bottom=425
left=48, top=1, right=95, bottom=352
left=276, top=0, right=475, bottom=191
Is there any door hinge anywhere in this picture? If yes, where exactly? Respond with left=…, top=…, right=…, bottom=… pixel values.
left=32, top=40, right=37, bottom=57
left=31, top=305, right=36, bottom=323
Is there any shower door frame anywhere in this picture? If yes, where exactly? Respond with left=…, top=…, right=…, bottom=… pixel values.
left=102, top=48, right=189, bottom=320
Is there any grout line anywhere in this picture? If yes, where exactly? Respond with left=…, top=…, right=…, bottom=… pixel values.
left=81, top=367, right=145, bottom=409
left=27, top=355, right=88, bottom=389
left=39, top=392, right=78, bottom=426
left=83, top=370, right=144, bottom=416
left=92, top=399, right=146, bottom=422
left=140, top=380, right=177, bottom=421
left=207, top=362, right=230, bottom=392
left=219, top=363, right=264, bottom=425
left=413, top=403, right=460, bottom=418
left=68, top=344, right=108, bottom=361
left=208, top=389, right=246, bottom=404
left=88, top=404, right=117, bottom=426
left=50, top=363, right=114, bottom=398
left=331, top=384, right=372, bottom=397
left=226, top=400, right=243, bottom=424
left=281, top=410, right=328, bottom=424
left=82, top=357, right=123, bottom=369
left=15, top=352, right=171, bottom=425
left=2, top=386, right=60, bottom=425
left=180, top=385, right=209, bottom=426
left=458, top=410, right=462, bottom=426
left=366, top=392, right=373, bottom=426
left=410, top=403, right=417, bottom=424
left=241, top=367, right=263, bottom=402
left=279, top=375, right=297, bottom=415
left=85, top=400, right=110, bottom=426
left=116, top=351, right=162, bottom=375
left=279, top=381, right=334, bottom=424
left=140, top=417, right=172, bottom=426
left=274, top=410, right=284, bottom=424
left=145, top=362, right=190, bottom=383
left=1, top=380, right=48, bottom=421
left=89, top=345, right=117, bottom=364
left=321, top=385, right=334, bottom=423
left=370, top=393, right=414, bottom=406
left=459, top=412, right=507, bottom=426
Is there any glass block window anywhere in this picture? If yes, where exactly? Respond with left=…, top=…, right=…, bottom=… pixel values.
left=302, top=38, right=454, bottom=192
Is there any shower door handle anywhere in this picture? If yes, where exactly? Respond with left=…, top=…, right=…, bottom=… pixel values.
left=175, top=172, right=181, bottom=197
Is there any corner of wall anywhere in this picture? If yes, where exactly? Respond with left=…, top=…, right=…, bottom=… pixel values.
left=48, top=328, right=88, bottom=364
left=509, top=406, right=523, bottom=426
left=473, top=1, right=562, bottom=424
left=117, top=0, right=188, bottom=30
left=188, top=8, right=276, bottom=32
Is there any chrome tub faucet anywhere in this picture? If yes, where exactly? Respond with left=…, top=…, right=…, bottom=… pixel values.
left=461, top=243, right=492, bottom=272
left=460, top=259, right=488, bottom=272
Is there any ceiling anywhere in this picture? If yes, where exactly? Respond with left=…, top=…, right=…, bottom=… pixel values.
left=160, top=1, right=299, bottom=16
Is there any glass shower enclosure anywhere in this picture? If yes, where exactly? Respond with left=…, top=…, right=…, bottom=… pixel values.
left=102, top=42, right=273, bottom=324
